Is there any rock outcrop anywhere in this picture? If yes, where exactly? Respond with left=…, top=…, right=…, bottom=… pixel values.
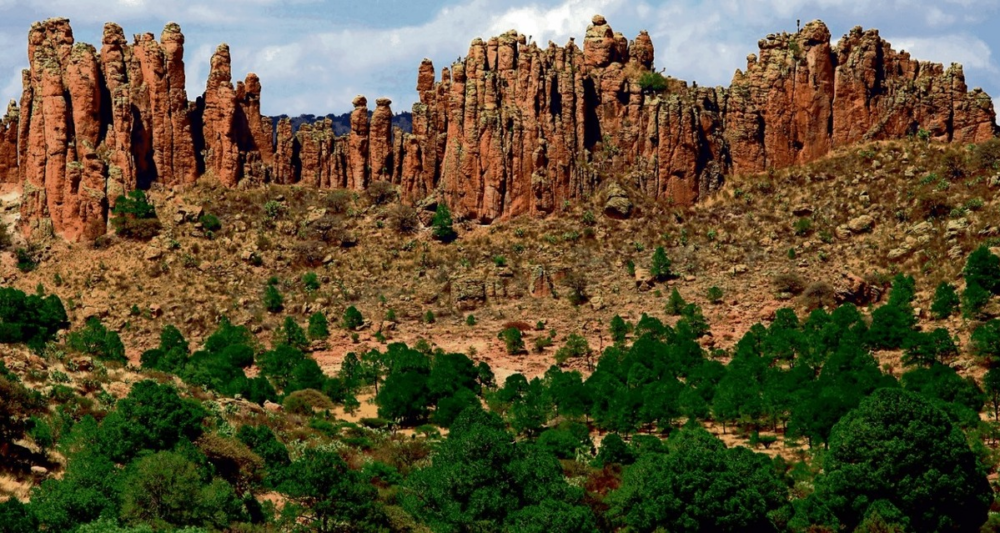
left=1, top=16, right=996, bottom=241
left=0, top=101, right=17, bottom=184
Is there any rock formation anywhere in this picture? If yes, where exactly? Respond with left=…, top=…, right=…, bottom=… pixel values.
left=0, top=101, right=17, bottom=184
left=1, top=16, right=995, bottom=241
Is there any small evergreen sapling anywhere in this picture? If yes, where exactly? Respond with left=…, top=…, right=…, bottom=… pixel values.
left=432, top=202, right=457, bottom=242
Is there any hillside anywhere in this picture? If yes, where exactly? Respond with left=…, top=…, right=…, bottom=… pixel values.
left=2, top=135, right=1000, bottom=531
left=3, top=11, right=1000, bottom=533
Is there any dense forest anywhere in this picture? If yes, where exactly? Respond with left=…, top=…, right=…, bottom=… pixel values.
left=4, top=246, right=1000, bottom=532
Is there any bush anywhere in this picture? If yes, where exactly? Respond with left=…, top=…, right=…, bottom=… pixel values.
left=263, top=200, right=284, bottom=219
left=0, top=222, right=11, bottom=251
left=15, top=248, right=37, bottom=272
left=199, top=213, right=222, bottom=232
left=111, top=189, right=161, bottom=239
left=561, top=271, right=588, bottom=306
left=263, top=283, right=283, bottom=313
left=637, top=70, right=668, bottom=93
left=368, top=181, right=397, bottom=205
left=423, top=310, right=436, bottom=324
left=533, top=335, right=553, bottom=353
left=971, top=138, right=1000, bottom=171
left=466, top=314, right=477, bottom=326
left=555, top=333, right=590, bottom=365
left=793, top=217, right=813, bottom=236
left=499, top=327, right=525, bottom=355
left=0, top=287, right=67, bottom=350
left=801, top=282, right=835, bottom=310
left=283, top=389, right=335, bottom=414
left=302, top=272, right=321, bottom=292
left=388, top=203, right=419, bottom=233
left=773, top=272, right=806, bottom=295
left=343, top=306, right=364, bottom=330
left=68, top=318, right=126, bottom=363
left=706, top=286, right=724, bottom=304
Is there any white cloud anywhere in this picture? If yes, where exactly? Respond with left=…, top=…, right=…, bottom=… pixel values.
left=890, top=34, right=997, bottom=72
left=925, top=7, right=957, bottom=26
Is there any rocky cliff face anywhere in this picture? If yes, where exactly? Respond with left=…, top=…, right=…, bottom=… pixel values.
left=1, top=16, right=996, bottom=241
left=0, top=101, right=17, bottom=184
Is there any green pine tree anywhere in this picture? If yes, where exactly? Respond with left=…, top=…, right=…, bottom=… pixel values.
left=930, top=281, right=960, bottom=319
left=432, top=202, right=457, bottom=242
left=665, top=288, right=687, bottom=316
left=307, top=312, right=329, bottom=340
left=651, top=246, right=672, bottom=280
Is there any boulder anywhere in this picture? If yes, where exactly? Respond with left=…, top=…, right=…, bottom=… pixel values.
left=847, top=215, right=875, bottom=233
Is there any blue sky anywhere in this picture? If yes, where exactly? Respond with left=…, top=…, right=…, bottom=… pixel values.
left=1, top=0, right=998, bottom=116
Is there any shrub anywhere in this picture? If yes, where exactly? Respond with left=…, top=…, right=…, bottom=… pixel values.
left=15, top=248, right=37, bottom=273
left=466, top=314, right=477, bottom=326
left=199, top=213, right=222, bottom=232
left=562, top=271, right=588, bottom=306
left=302, top=272, right=321, bottom=292
left=0, top=222, right=11, bottom=250
left=263, top=200, right=284, bottom=219
left=773, top=272, right=806, bottom=295
left=283, top=389, right=335, bottom=414
left=793, top=218, right=812, bottom=236
left=367, top=181, right=397, bottom=205
left=343, top=306, right=364, bottom=330
left=637, top=70, right=668, bottom=93
left=263, top=283, right=283, bottom=313
left=499, top=327, right=525, bottom=355
left=423, top=310, right=436, bottom=324
left=68, top=318, right=126, bottom=363
left=0, top=287, right=68, bottom=350
left=387, top=203, right=419, bottom=233
left=801, top=282, right=835, bottom=310
left=111, top=189, right=161, bottom=239
left=555, top=333, right=590, bottom=365
left=706, top=286, right=724, bottom=304
left=971, top=138, right=1000, bottom=171
left=533, top=335, right=553, bottom=353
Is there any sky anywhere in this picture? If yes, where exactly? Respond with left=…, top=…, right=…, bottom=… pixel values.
left=0, top=0, right=998, bottom=117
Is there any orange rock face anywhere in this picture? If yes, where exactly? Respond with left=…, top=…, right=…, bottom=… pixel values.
left=0, top=102, right=17, bottom=184
left=18, top=18, right=107, bottom=241
left=3, top=16, right=997, bottom=241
